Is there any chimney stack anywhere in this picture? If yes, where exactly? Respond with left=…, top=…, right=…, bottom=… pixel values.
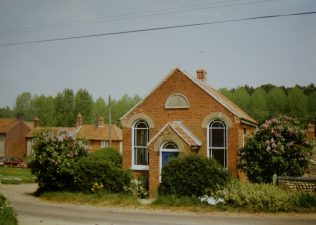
left=307, top=122, right=315, bottom=138
left=196, top=69, right=207, bottom=82
left=33, top=116, right=40, bottom=128
left=76, top=113, right=83, bottom=127
left=98, top=116, right=104, bottom=127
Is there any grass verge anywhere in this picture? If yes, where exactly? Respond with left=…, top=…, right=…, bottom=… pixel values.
left=0, top=194, right=18, bottom=225
left=0, top=167, right=35, bottom=184
left=39, top=191, right=141, bottom=207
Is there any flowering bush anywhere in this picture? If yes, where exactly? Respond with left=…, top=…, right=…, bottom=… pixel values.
left=91, top=182, right=105, bottom=193
left=238, top=115, right=312, bottom=183
left=29, top=129, right=88, bottom=192
left=124, top=178, right=148, bottom=199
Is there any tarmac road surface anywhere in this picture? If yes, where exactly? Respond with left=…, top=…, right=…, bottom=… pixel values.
left=1, top=184, right=316, bottom=225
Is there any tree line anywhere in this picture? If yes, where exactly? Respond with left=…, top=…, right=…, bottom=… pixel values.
left=220, top=83, right=316, bottom=124
left=0, top=83, right=315, bottom=126
left=0, top=88, right=141, bottom=127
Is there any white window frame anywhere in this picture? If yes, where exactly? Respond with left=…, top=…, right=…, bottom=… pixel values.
left=132, top=120, right=149, bottom=170
left=101, top=140, right=109, bottom=148
left=207, top=119, right=228, bottom=168
left=159, top=142, right=179, bottom=182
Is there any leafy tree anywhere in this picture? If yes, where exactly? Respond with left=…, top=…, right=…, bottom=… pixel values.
left=267, top=87, right=287, bottom=118
left=238, top=115, right=312, bottom=183
left=29, top=129, right=88, bottom=192
left=74, top=89, right=93, bottom=123
left=248, top=88, right=269, bottom=123
left=230, top=87, right=250, bottom=112
left=286, top=87, right=308, bottom=123
left=111, top=94, right=141, bottom=125
left=55, top=89, right=75, bottom=127
left=14, top=92, right=32, bottom=120
left=30, top=95, right=55, bottom=126
left=307, top=92, right=316, bottom=123
left=92, top=97, right=107, bottom=121
left=0, top=106, right=14, bottom=118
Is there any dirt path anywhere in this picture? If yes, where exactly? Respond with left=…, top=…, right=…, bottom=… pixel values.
left=1, top=184, right=316, bottom=225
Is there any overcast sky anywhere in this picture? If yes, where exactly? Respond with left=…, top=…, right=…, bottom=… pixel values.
left=0, top=0, right=315, bottom=108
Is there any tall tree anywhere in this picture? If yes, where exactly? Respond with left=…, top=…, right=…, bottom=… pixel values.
left=286, top=87, right=308, bottom=123
left=307, top=91, right=316, bottom=123
left=267, top=87, right=287, bottom=118
left=91, top=97, right=107, bottom=123
left=74, top=89, right=93, bottom=123
left=30, top=95, right=56, bottom=126
left=248, top=88, right=269, bottom=123
left=55, top=89, right=75, bottom=127
left=230, top=87, right=250, bottom=112
left=0, top=106, right=14, bottom=118
left=14, top=92, right=32, bottom=120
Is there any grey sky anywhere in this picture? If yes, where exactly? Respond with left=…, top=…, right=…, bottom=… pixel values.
left=0, top=0, right=315, bottom=108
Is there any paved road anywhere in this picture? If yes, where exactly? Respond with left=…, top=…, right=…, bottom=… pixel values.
left=1, top=184, right=316, bottom=225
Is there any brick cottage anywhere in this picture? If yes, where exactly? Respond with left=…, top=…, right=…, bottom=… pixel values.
left=120, top=68, right=258, bottom=197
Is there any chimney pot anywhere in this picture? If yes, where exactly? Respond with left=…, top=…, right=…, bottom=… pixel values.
left=76, top=113, right=83, bottom=127
left=98, top=116, right=104, bottom=127
left=34, top=116, right=40, bottom=128
left=196, top=69, right=207, bottom=82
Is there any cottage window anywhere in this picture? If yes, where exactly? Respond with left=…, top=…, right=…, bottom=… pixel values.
left=101, top=140, right=108, bottom=148
left=132, top=120, right=149, bottom=170
left=208, top=119, right=227, bottom=168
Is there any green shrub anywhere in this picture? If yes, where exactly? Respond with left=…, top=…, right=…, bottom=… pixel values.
left=88, top=148, right=122, bottom=167
left=0, top=195, right=17, bottom=225
left=75, top=148, right=132, bottom=193
left=216, top=179, right=316, bottom=212
left=159, top=155, right=232, bottom=197
left=29, top=129, right=88, bottom=192
left=238, top=115, right=312, bottom=183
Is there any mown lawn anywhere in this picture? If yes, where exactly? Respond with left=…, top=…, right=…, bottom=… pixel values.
left=0, top=167, right=35, bottom=184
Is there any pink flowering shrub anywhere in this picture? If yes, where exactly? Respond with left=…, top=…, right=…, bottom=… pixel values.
left=238, top=115, right=312, bottom=183
left=29, top=129, right=88, bottom=192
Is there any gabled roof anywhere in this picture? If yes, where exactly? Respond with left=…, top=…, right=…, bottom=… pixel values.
left=120, top=68, right=257, bottom=126
left=0, top=118, right=18, bottom=133
left=148, top=121, right=202, bottom=147
left=76, top=124, right=122, bottom=141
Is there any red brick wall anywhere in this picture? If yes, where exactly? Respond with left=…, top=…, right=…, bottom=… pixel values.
left=6, top=120, right=31, bottom=160
left=89, top=140, right=121, bottom=152
left=122, top=69, right=254, bottom=197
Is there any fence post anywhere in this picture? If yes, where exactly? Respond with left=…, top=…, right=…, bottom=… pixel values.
left=272, top=174, right=277, bottom=186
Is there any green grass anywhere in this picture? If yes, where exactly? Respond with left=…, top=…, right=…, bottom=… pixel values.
left=0, top=167, right=35, bottom=184
left=0, top=195, right=18, bottom=225
left=39, top=191, right=141, bottom=207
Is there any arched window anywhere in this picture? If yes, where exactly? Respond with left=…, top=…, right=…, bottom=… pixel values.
left=208, top=119, right=227, bottom=168
left=160, top=141, right=179, bottom=182
left=165, top=93, right=190, bottom=109
left=132, top=120, right=149, bottom=169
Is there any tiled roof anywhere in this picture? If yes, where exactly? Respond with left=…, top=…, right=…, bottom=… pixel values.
left=148, top=121, right=201, bottom=147
left=170, top=121, right=202, bottom=147
left=120, top=68, right=257, bottom=126
left=0, top=118, right=18, bottom=133
left=76, top=124, right=122, bottom=141
left=186, top=72, right=258, bottom=125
